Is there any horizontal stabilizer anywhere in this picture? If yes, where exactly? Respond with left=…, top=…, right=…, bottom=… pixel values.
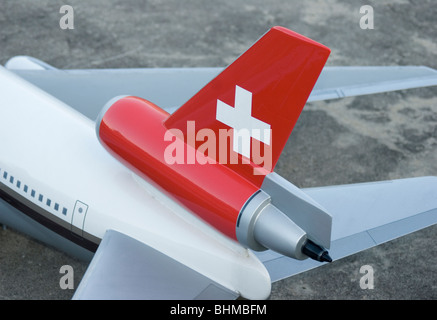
left=73, top=230, right=239, bottom=300
left=255, top=176, right=437, bottom=282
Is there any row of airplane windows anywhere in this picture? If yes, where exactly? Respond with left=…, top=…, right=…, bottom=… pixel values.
left=1, top=169, right=68, bottom=216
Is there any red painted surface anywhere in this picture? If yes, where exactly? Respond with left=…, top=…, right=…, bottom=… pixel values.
left=98, top=27, right=330, bottom=241
left=99, top=96, right=257, bottom=239
left=165, top=26, right=330, bottom=187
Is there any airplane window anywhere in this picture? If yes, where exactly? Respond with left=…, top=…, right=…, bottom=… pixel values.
left=0, top=168, right=69, bottom=218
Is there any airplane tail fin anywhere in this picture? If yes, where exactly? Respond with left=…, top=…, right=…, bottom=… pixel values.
left=164, top=27, right=330, bottom=186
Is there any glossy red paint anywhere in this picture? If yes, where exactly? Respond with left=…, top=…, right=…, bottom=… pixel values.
left=99, top=96, right=258, bottom=239
left=97, top=27, right=330, bottom=241
left=165, top=26, right=330, bottom=187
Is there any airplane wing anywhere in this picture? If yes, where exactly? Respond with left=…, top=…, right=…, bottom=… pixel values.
left=6, top=56, right=437, bottom=120
left=73, top=229, right=238, bottom=300
left=308, top=66, right=437, bottom=102
left=255, top=176, right=437, bottom=282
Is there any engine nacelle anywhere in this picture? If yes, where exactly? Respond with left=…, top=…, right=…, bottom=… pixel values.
left=96, top=95, right=257, bottom=240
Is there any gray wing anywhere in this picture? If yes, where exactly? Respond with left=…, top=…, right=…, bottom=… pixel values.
left=73, top=229, right=238, bottom=300
left=7, top=56, right=437, bottom=119
left=255, top=176, right=437, bottom=282
left=308, top=66, right=437, bottom=102
left=9, top=63, right=222, bottom=119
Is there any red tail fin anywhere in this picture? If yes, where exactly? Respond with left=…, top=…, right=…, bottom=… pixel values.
left=164, top=26, right=330, bottom=186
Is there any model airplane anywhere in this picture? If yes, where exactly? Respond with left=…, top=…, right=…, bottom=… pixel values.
left=1, top=26, right=437, bottom=300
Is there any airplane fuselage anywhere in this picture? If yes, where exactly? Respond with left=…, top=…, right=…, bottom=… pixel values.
left=0, top=66, right=271, bottom=299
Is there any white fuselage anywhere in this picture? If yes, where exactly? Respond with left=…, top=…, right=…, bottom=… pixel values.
left=0, top=66, right=271, bottom=299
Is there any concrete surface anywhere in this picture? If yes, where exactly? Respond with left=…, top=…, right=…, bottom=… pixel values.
left=0, top=0, right=436, bottom=299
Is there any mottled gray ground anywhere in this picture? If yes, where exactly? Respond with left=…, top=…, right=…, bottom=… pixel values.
left=0, top=0, right=436, bottom=300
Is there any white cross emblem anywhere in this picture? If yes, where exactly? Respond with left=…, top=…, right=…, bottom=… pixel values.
left=216, top=85, right=271, bottom=158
